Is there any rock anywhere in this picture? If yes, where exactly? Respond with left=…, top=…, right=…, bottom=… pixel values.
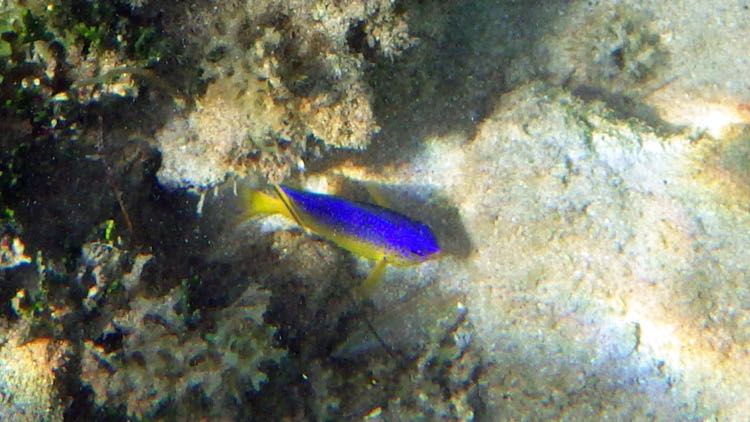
left=0, top=326, right=70, bottom=422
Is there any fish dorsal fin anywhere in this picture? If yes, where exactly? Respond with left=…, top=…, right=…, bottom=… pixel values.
left=363, top=182, right=394, bottom=209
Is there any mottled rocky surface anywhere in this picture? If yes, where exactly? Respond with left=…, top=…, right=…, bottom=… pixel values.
left=346, top=82, right=750, bottom=419
left=0, top=325, right=70, bottom=422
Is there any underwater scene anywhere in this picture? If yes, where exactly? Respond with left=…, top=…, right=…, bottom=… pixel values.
left=1, top=0, right=749, bottom=420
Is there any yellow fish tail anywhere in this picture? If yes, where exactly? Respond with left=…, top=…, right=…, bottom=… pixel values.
left=240, top=186, right=293, bottom=221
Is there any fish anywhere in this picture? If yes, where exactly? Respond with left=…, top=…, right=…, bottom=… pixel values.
left=242, top=184, right=441, bottom=296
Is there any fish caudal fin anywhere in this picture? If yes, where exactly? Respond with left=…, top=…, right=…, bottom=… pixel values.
left=239, top=186, right=288, bottom=220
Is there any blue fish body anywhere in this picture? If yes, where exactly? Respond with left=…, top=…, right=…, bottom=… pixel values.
left=276, top=185, right=441, bottom=265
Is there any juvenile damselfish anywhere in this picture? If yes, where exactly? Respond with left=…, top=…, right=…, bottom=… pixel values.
left=242, top=184, right=441, bottom=295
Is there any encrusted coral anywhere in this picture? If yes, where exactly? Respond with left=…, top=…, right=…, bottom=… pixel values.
left=155, top=71, right=299, bottom=188
left=81, top=282, right=284, bottom=419
left=155, top=0, right=414, bottom=189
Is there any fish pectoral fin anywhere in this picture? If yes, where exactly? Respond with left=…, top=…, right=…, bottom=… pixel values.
left=354, top=258, right=388, bottom=301
left=271, top=184, right=305, bottom=227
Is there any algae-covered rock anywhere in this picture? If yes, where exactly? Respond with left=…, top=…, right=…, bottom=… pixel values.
left=0, top=325, right=70, bottom=422
left=155, top=0, right=412, bottom=189
left=155, top=71, right=301, bottom=188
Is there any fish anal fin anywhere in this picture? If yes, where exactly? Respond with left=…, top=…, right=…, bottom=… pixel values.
left=354, top=258, right=388, bottom=301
